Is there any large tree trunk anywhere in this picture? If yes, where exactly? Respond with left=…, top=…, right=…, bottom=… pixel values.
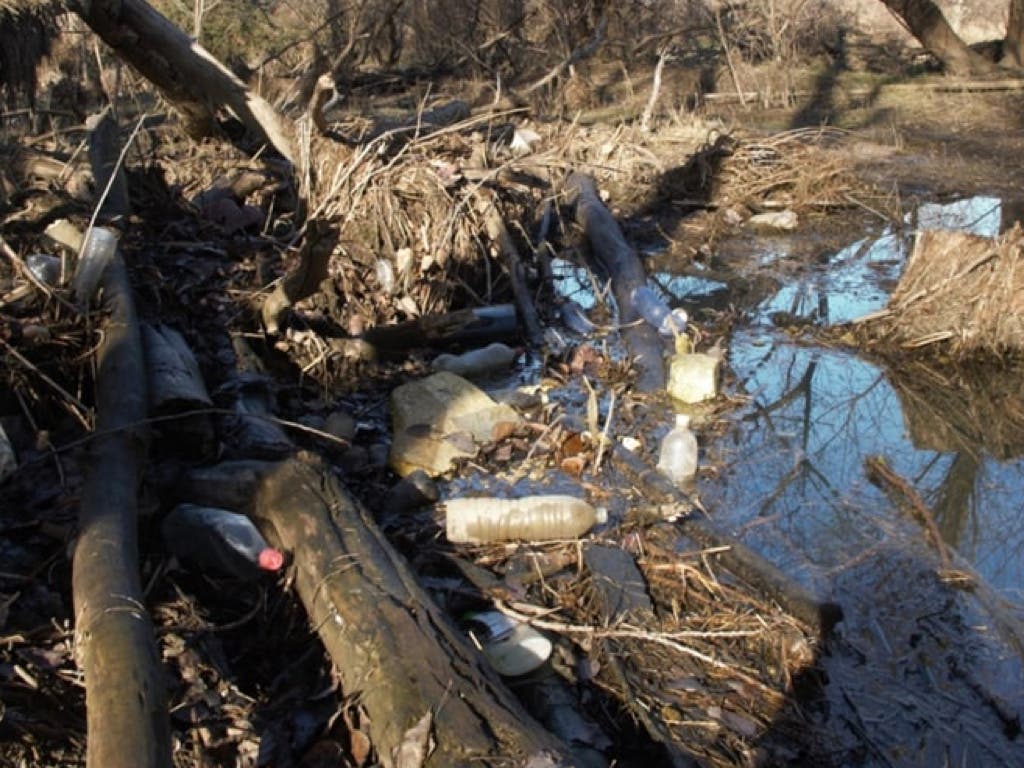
left=1006, top=0, right=1024, bottom=67
left=252, top=456, right=575, bottom=767
left=878, top=0, right=998, bottom=76
left=71, top=0, right=296, bottom=163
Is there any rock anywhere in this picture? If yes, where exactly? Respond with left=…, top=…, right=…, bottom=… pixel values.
left=389, top=372, right=522, bottom=477
left=748, top=209, right=798, bottom=231
left=324, top=410, right=357, bottom=443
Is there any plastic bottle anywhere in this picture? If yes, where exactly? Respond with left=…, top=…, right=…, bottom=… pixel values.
left=464, top=610, right=552, bottom=676
left=161, top=504, right=284, bottom=579
left=657, top=414, right=699, bottom=485
left=630, top=285, right=688, bottom=337
left=73, top=226, right=118, bottom=304
left=25, top=253, right=62, bottom=286
left=445, top=495, right=607, bottom=544
left=432, top=342, right=517, bottom=378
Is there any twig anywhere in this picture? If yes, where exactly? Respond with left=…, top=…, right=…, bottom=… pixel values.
left=523, top=16, right=608, bottom=95
left=714, top=8, right=747, bottom=107
left=495, top=600, right=783, bottom=700
left=0, top=338, right=92, bottom=429
left=640, top=48, right=671, bottom=132
left=865, top=456, right=951, bottom=570
left=592, top=387, right=616, bottom=474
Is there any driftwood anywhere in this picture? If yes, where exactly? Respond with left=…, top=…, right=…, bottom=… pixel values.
left=564, top=172, right=665, bottom=392
left=261, top=218, right=337, bottom=333
left=865, top=456, right=951, bottom=570
left=73, top=0, right=297, bottom=164
left=71, top=245, right=171, bottom=767
left=612, top=443, right=843, bottom=637
left=142, top=323, right=216, bottom=457
left=582, top=544, right=696, bottom=768
left=252, top=456, right=574, bottom=767
left=85, top=109, right=131, bottom=221
left=863, top=455, right=1024, bottom=669
left=479, top=193, right=545, bottom=347
left=362, top=303, right=520, bottom=355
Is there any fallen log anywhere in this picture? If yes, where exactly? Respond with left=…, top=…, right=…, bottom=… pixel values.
left=564, top=173, right=666, bottom=392
left=362, top=303, right=520, bottom=355
left=611, top=443, right=843, bottom=637
left=252, top=455, right=574, bottom=767
left=72, top=0, right=297, bottom=164
left=71, top=243, right=171, bottom=767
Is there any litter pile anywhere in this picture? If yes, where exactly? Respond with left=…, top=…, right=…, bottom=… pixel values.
left=0, top=25, right=881, bottom=765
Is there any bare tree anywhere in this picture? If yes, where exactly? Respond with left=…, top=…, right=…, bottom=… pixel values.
left=878, top=0, right=998, bottom=75
left=1006, top=0, right=1024, bottom=67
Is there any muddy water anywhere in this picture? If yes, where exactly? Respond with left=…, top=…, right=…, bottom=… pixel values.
left=698, top=196, right=1024, bottom=766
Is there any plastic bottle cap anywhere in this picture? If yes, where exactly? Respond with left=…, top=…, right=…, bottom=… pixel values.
left=258, top=547, right=285, bottom=571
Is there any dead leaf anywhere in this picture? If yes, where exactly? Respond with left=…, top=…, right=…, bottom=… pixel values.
left=349, top=728, right=373, bottom=767
left=560, top=456, right=586, bottom=477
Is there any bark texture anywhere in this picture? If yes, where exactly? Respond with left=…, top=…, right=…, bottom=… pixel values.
left=252, top=456, right=575, bottom=768
left=878, top=0, right=998, bottom=75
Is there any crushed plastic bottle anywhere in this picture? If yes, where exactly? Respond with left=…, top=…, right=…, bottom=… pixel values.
left=630, top=285, right=688, bottom=337
left=161, top=503, right=284, bottom=579
left=667, top=339, right=720, bottom=404
left=444, top=495, right=607, bottom=544
left=657, top=413, right=698, bottom=485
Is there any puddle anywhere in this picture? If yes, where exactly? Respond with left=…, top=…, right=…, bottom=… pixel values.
left=699, top=195, right=1024, bottom=763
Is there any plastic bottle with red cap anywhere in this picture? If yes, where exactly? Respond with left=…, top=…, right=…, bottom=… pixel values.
left=161, top=503, right=284, bottom=579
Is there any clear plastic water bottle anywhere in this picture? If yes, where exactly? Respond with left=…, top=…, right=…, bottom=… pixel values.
left=657, top=414, right=698, bottom=485
left=631, top=285, right=688, bottom=337
left=161, top=504, right=284, bottom=579
left=444, top=495, right=607, bottom=543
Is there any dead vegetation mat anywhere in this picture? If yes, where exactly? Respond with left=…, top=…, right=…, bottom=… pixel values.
left=857, top=224, right=1024, bottom=359
left=0, top=103, right=871, bottom=766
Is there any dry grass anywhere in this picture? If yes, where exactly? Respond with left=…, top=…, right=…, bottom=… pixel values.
left=859, top=225, right=1024, bottom=358
left=470, top=528, right=823, bottom=768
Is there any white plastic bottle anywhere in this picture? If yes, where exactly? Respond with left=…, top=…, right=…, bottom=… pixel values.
left=657, top=414, right=698, bottom=485
left=445, top=495, right=607, bottom=543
